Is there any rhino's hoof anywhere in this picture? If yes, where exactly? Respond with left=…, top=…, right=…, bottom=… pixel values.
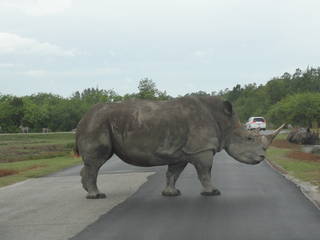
left=162, top=189, right=181, bottom=197
left=201, top=189, right=221, bottom=196
left=86, top=193, right=107, bottom=199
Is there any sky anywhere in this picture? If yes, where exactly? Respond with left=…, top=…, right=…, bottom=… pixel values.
left=0, top=0, right=320, bottom=97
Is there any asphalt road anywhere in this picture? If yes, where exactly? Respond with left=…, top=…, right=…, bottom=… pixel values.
left=67, top=151, right=320, bottom=240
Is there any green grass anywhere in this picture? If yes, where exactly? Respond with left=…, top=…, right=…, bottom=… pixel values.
left=0, top=133, right=75, bottom=162
left=267, top=142, right=320, bottom=187
left=0, top=155, right=82, bottom=187
left=273, top=132, right=288, bottom=140
left=0, top=132, right=81, bottom=187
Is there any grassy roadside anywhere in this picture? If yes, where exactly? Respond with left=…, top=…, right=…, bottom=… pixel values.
left=267, top=134, right=320, bottom=187
left=0, top=156, right=81, bottom=187
left=0, top=133, right=75, bottom=162
left=0, top=133, right=82, bottom=188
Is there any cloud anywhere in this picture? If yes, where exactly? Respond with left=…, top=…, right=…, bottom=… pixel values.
left=0, top=63, right=15, bottom=68
left=0, top=0, right=73, bottom=16
left=94, top=67, right=121, bottom=75
left=194, top=50, right=208, bottom=58
left=194, top=48, right=214, bottom=58
left=20, top=66, right=121, bottom=78
left=0, top=32, right=78, bottom=56
left=23, top=70, right=48, bottom=77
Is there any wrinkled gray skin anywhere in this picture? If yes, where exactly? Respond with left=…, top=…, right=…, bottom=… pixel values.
left=75, top=96, right=283, bottom=199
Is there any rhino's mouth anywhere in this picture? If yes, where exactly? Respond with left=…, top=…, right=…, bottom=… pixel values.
left=247, top=160, right=261, bottom=165
left=242, top=153, right=265, bottom=165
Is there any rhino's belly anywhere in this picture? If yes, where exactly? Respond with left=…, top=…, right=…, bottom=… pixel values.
left=114, top=150, right=181, bottom=167
left=111, top=130, right=186, bottom=166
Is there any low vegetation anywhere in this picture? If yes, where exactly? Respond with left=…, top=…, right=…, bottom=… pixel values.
left=0, top=133, right=81, bottom=187
left=267, top=134, right=320, bottom=187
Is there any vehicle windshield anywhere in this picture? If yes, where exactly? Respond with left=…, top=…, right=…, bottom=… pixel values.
left=253, top=118, right=265, bottom=122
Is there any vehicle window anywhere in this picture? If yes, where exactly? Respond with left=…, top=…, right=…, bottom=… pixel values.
left=253, top=118, right=265, bottom=122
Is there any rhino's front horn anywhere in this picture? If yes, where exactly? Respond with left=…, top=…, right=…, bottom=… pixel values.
left=261, top=124, right=286, bottom=148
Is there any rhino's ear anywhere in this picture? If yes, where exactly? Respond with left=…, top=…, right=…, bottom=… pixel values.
left=223, top=100, right=233, bottom=116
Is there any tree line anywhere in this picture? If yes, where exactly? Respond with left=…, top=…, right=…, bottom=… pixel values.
left=0, top=78, right=171, bottom=133
left=1, top=67, right=320, bottom=133
left=222, top=67, right=320, bottom=127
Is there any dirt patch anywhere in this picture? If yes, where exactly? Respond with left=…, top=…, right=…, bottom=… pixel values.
left=0, top=165, right=46, bottom=178
left=271, top=139, right=300, bottom=150
left=6, top=144, right=64, bottom=151
left=271, top=139, right=320, bottom=162
left=25, top=165, right=46, bottom=170
left=0, top=169, right=18, bottom=177
left=287, top=151, right=320, bottom=162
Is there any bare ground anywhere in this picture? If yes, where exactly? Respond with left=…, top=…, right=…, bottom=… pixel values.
left=271, top=139, right=300, bottom=150
left=272, top=139, right=320, bottom=162
left=287, top=151, right=320, bottom=162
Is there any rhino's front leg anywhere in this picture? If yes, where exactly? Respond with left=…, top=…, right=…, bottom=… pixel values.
left=162, top=162, right=187, bottom=197
left=191, top=151, right=221, bottom=196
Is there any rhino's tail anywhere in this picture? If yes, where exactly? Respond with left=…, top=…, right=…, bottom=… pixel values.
left=73, top=142, right=80, bottom=158
left=73, top=126, right=81, bottom=158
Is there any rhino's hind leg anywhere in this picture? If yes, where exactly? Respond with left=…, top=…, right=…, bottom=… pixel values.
left=81, top=152, right=112, bottom=199
left=191, top=151, right=221, bottom=196
left=162, top=162, right=187, bottom=197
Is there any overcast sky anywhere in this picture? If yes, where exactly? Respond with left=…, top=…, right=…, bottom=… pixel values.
left=0, top=0, right=319, bottom=97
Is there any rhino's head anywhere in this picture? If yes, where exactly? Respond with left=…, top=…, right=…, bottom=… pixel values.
left=224, top=123, right=285, bottom=165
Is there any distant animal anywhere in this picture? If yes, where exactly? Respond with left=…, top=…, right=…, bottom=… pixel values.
left=75, top=96, right=284, bottom=199
left=42, top=128, right=49, bottom=133
left=19, top=126, right=29, bottom=134
left=287, top=128, right=319, bottom=145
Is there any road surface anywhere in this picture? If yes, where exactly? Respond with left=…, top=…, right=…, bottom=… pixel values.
left=68, top=151, right=320, bottom=240
left=0, top=156, right=155, bottom=240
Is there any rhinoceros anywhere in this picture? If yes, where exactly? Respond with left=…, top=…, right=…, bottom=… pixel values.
left=75, top=96, right=284, bottom=199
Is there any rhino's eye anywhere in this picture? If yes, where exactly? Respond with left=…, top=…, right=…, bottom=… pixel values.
left=247, top=137, right=253, bottom=141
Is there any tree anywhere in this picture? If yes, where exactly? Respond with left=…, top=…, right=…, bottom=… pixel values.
left=137, top=78, right=171, bottom=100
left=184, top=91, right=210, bottom=97
left=267, top=93, right=320, bottom=127
left=137, top=78, right=158, bottom=99
left=0, top=96, right=24, bottom=132
left=22, top=98, right=49, bottom=130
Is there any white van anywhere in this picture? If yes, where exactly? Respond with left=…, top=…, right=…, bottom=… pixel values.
left=246, top=117, right=266, bottom=130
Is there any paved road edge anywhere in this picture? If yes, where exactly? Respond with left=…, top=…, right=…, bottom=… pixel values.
left=266, top=158, right=320, bottom=210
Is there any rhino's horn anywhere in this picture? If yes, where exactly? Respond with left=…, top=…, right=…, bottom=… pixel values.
left=262, top=124, right=286, bottom=147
